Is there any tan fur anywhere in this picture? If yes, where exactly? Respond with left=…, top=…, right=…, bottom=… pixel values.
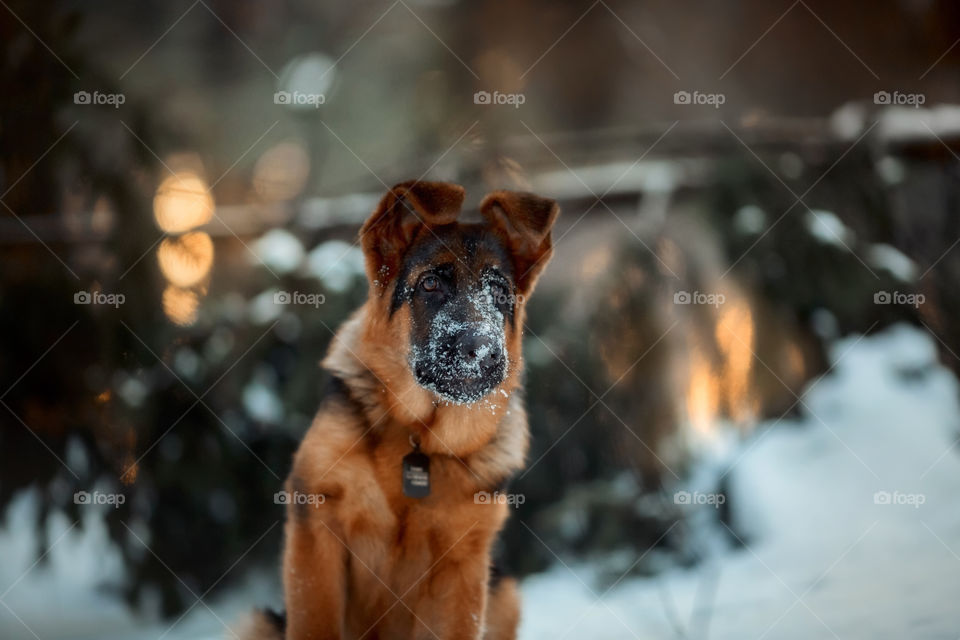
left=244, top=182, right=556, bottom=640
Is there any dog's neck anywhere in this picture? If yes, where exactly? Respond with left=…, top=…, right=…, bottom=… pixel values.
left=320, top=305, right=529, bottom=481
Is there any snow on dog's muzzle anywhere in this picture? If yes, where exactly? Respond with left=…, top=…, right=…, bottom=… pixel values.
left=410, top=288, right=508, bottom=405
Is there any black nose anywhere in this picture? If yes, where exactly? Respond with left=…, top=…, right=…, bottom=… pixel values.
left=455, top=332, right=501, bottom=371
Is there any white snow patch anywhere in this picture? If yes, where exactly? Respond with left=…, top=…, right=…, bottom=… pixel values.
left=173, top=347, right=201, bottom=380
left=277, top=52, right=335, bottom=109
left=867, top=243, right=918, bottom=282
left=875, top=156, right=906, bottom=185
left=877, top=104, right=960, bottom=142
left=250, top=229, right=305, bottom=274
left=805, top=209, right=854, bottom=248
left=830, top=102, right=867, bottom=140
left=0, top=489, right=133, bottom=639
left=242, top=380, right=283, bottom=424
left=303, top=240, right=365, bottom=293
left=115, top=375, right=148, bottom=408
left=247, top=289, right=285, bottom=325
left=298, top=193, right=381, bottom=229
left=733, top=205, right=766, bottom=235
left=520, top=324, right=960, bottom=639
left=0, top=488, right=281, bottom=640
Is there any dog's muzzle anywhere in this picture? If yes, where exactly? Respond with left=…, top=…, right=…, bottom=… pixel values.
left=412, top=326, right=507, bottom=404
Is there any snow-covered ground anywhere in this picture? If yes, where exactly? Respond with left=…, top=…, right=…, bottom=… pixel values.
left=2, top=323, right=959, bottom=639
left=521, top=324, right=960, bottom=639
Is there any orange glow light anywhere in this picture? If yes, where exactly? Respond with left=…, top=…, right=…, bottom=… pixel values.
left=157, top=231, right=214, bottom=288
left=153, top=172, right=214, bottom=233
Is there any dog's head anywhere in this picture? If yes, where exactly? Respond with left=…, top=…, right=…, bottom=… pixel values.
left=360, top=181, right=558, bottom=405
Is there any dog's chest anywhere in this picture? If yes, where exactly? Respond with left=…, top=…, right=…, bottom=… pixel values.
left=341, top=449, right=502, bottom=577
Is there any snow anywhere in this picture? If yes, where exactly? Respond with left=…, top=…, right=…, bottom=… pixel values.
left=875, top=156, right=906, bottom=186
left=246, top=288, right=285, bottom=324
left=830, top=102, right=867, bottom=141
left=805, top=209, right=854, bottom=248
left=520, top=323, right=960, bottom=639
left=242, top=379, right=284, bottom=424
left=277, top=52, right=335, bottom=109
left=831, top=102, right=960, bottom=143
left=250, top=229, right=305, bottom=274
left=2, top=324, right=959, bottom=639
left=0, top=487, right=280, bottom=640
left=531, top=159, right=708, bottom=200
left=115, top=375, right=148, bottom=408
left=733, top=205, right=766, bottom=235
left=876, top=105, right=960, bottom=142
left=866, top=243, right=918, bottom=282
left=298, top=193, right=381, bottom=228
left=302, top=239, right=365, bottom=293
left=410, top=277, right=510, bottom=405
left=0, top=489, right=134, bottom=639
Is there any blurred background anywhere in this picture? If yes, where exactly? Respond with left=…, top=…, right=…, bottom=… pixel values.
left=2, top=1, right=960, bottom=638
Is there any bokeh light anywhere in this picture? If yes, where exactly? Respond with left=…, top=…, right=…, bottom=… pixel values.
left=157, top=231, right=214, bottom=288
left=253, top=141, right=310, bottom=202
left=162, top=285, right=201, bottom=326
left=153, top=172, right=214, bottom=233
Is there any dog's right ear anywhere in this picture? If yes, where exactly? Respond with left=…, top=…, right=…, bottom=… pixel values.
left=360, top=181, right=465, bottom=290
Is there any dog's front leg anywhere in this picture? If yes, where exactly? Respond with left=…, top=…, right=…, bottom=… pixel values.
left=283, top=518, right=346, bottom=640
left=410, top=555, right=488, bottom=640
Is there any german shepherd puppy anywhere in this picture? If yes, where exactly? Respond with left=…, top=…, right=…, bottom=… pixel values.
left=242, top=181, right=558, bottom=639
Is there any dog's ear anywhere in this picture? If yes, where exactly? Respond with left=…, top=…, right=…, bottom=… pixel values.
left=360, top=181, right=465, bottom=289
left=480, top=190, right=559, bottom=294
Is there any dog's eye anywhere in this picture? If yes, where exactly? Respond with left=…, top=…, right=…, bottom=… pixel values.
left=421, top=275, right=440, bottom=292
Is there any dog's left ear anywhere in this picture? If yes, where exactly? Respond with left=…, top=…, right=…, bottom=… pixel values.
left=480, top=190, right=559, bottom=294
left=361, top=181, right=465, bottom=289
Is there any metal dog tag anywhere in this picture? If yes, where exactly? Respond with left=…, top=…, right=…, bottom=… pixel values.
left=402, top=449, right=430, bottom=498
